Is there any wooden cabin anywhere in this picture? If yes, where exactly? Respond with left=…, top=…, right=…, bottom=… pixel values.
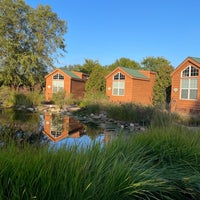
left=105, top=67, right=156, bottom=105
left=45, top=68, right=88, bottom=101
left=171, top=57, right=200, bottom=115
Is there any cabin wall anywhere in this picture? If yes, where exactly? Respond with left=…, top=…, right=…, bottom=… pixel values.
left=106, top=75, right=133, bottom=102
left=45, top=70, right=72, bottom=101
left=71, top=80, right=86, bottom=99
left=45, top=75, right=53, bottom=101
left=132, top=77, right=155, bottom=105
left=171, top=60, right=200, bottom=114
left=106, top=71, right=155, bottom=105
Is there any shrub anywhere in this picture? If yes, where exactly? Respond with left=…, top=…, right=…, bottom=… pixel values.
left=52, top=90, right=67, bottom=109
left=27, top=91, right=45, bottom=106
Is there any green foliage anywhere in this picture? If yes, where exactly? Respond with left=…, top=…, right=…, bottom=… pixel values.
left=0, top=86, right=12, bottom=105
left=78, top=92, right=108, bottom=108
left=85, top=65, right=108, bottom=94
left=177, top=114, right=200, bottom=127
left=106, top=103, right=154, bottom=125
left=150, top=109, right=180, bottom=128
left=153, top=65, right=174, bottom=106
left=52, top=90, right=67, bottom=108
left=141, top=57, right=174, bottom=107
left=0, top=87, right=44, bottom=107
left=108, top=57, right=141, bottom=71
left=78, top=59, right=100, bottom=74
left=0, top=127, right=200, bottom=199
left=26, top=91, right=45, bottom=106
left=12, top=93, right=33, bottom=107
left=141, top=56, right=171, bottom=72
left=0, top=0, right=67, bottom=89
left=52, top=90, right=75, bottom=108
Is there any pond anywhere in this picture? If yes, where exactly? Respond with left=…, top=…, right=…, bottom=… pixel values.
left=0, top=108, right=126, bottom=148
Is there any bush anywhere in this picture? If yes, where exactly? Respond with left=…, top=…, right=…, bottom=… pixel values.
left=79, top=92, right=108, bottom=108
left=0, top=87, right=44, bottom=107
left=27, top=91, right=45, bottom=106
left=52, top=90, right=67, bottom=108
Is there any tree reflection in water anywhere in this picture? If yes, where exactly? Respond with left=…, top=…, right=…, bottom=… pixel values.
left=0, top=108, right=46, bottom=147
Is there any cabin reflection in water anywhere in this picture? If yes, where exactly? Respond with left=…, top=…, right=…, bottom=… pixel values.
left=43, top=112, right=85, bottom=142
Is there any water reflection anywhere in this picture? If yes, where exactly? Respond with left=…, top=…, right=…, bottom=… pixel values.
left=43, top=112, right=115, bottom=146
left=0, top=109, right=116, bottom=147
left=43, top=112, right=85, bottom=142
left=0, top=108, right=45, bottom=146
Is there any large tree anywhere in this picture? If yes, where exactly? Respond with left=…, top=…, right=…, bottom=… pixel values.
left=141, top=56, right=171, bottom=72
left=108, top=57, right=141, bottom=72
left=0, top=0, right=67, bottom=90
left=78, top=59, right=100, bottom=75
left=141, top=56, right=174, bottom=107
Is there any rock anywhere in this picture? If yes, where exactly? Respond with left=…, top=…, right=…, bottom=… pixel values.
left=27, top=107, right=35, bottom=112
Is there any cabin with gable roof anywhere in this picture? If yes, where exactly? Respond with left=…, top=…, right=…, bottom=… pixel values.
left=45, top=68, right=88, bottom=101
left=171, top=57, right=200, bottom=115
left=105, top=67, right=156, bottom=105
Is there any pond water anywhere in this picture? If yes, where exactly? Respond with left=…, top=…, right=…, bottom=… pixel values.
left=0, top=108, right=123, bottom=148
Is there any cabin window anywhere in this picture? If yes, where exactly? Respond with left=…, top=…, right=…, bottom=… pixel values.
left=51, top=115, right=62, bottom=137
left=52, top=73, right=64, bottom=93
left=182, top=66, right=199, bottom=77
left=112, top=72, right=125, bottom=96
left=53, top=73, right=64, bottom=80
left=113, top=81, right=124, bottom=96
left=114, top=72, right=125, bottom=80
left=180, top=78, right=198, bottom=100
left=181, top=66, right=198, bottom=100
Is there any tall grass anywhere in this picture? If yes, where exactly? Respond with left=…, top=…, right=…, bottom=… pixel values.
left=0, top=88, right=45, bottom=108
left=1, top=127, right=200, bottom=199
left=106, top=103, right=154, bottom=125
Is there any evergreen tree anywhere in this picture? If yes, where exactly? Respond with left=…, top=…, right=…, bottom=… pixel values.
left=153, top=65, right=174, bottom=107
left=141, top=57, right=174, bottom=107
left=85, top=65, right=108, bottom=94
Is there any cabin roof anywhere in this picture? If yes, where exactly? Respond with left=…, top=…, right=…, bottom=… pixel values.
left=190, top=57, right=200, bottom=64
left=59, top=68, right=81, bottom=79
left=120, top=67, right=149, bottom=79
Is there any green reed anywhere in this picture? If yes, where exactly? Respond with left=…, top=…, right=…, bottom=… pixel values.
left=0, top=126, right=200, bottom=199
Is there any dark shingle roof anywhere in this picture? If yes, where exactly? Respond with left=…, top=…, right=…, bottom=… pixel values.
left=120, top=67, right=149, bottom=79
left=190, top=57, right=200, bottom=64
left=59, top=68, right=81, bottom=79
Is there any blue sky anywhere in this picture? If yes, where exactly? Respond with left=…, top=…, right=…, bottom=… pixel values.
left=25, top=0, right=200, bottom=68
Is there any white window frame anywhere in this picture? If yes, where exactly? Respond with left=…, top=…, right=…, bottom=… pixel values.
left=180, top=78, right=198, bottom=100
left=181, top=65, right=199, bottom=77
left=52, top=73, right=64, bottom=93
left=112, top=72, right=125, bottom=96
left=180, top=65, right=199, bottom=100
left=53, top=73, right=64, bottom=80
